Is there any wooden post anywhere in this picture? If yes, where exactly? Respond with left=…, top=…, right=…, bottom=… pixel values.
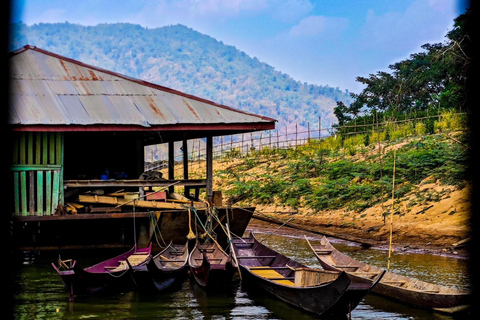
left=276, top=130, right=279, bottom=149
left=168, top=141, right=174, bottom=194
left=307, top=122, right=310, bottom=142
left=295, top=123, right=298, bottom=149
left=319, top=116, right=322, bottom=141
left=206, top=136, right=213, bottom=204
left=182, top=139, right=189, bottom=198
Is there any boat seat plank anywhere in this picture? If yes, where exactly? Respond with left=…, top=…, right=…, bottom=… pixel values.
left=236, top=256, right=276, bottom=259
left=249, top=267, right=294, bottom=287
left=127, top=254, right=149, bottom=266
left=105, top=260, right=128, bottom=272
left=315, top=250, right=333, bottom=255
left=159, top=259, right=185, bottom=262
left=382, top=280, right=406, bottom=284
left=334, top=265, right=359, bottom=270
left=352, top=272, right=381, bottom=278
left=248, top=266, right=290, bottom=270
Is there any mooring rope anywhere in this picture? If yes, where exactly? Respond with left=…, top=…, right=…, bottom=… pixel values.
left=149, top=211, right=167, bottom=248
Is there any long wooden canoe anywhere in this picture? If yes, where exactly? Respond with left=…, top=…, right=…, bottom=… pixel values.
left=307, top=236, right=471, bottom=313
left=52, top=243, right=152, bottom=299
left=189, top=240, right=235, bottom=288
left=232, top=232, right=368, bottom=317
left=147, top=241, right=189, bottom=292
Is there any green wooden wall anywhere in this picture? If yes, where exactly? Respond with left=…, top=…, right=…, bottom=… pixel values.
left=11, top=132, right=64, bottom=216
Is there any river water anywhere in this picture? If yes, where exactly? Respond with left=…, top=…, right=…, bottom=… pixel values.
left=11, top=222, right=470, bottom=319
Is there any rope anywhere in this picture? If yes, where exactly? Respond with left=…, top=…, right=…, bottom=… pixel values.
left=187, top=208, right=196, bottom=240
left=387, top=149, right=397, bottom=271
left=133, top=200, right=136, bottom=249
left=149, top=211, right=167, bottom=248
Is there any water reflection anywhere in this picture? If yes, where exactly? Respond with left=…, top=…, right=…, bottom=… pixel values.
left=12, top=229, right=470, bottom=320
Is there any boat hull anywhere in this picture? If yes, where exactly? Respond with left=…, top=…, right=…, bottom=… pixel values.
left=240, top=265, right=351, bottom=316
left=189, top=242, right=235, bottom=288
left=310, top=236, right=471, bottom=312
left=52, top=244, right=152, bottom=297
left=146, top=242, right=189, bottom=292
left=233, top=233, right=363, bottom=317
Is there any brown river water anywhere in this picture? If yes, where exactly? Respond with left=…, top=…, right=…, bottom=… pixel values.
left=11, top=220, right=470, bottom=319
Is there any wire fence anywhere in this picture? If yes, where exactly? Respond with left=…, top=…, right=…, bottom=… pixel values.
left=145, top=111, right=466, bottom=178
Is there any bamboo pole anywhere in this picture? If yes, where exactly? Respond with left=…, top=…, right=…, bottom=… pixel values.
left=387, top=149, right=397, bottom=270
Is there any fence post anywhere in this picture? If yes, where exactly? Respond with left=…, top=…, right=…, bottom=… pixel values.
left=307, top=122, right=310, bottom=142
left=276, top=130, right=279, bottom=149
left=319, top=116, right=322, bottom=141
left=295, top=123, right=298, bottom=149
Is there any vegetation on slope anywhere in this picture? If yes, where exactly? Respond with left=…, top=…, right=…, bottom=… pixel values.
left=216, top=112, right=468, bottom=219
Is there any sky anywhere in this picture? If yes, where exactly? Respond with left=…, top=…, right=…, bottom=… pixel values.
left=11, top=0, right=469, bottom=93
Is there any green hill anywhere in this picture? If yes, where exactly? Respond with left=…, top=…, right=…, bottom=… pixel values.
left=10, top=22, right=351, bottom=130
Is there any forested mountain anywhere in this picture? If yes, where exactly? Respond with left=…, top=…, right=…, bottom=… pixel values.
left=10, top=22, right=351, bottom=130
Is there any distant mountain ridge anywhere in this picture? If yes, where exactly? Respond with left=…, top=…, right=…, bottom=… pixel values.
left=10, top=22, right=351, bottom=130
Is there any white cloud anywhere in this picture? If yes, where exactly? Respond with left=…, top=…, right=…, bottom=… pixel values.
left=269, top=0, right=313, bottom=23
left=359, top=0, right=459, bottom=54
left=289, top=15, right=349, bottom=37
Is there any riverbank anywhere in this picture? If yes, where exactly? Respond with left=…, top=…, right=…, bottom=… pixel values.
left=246, top=180, right=471, bottom=259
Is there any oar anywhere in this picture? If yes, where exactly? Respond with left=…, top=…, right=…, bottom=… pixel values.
left=226, top=223, right=242, bottom=280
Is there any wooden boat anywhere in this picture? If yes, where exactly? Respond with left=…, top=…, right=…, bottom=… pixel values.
left=307, top=236, right=471, bottom=313
left=232, top=232, right=367, bottom=317
left=188, top=240, right=235, bottom=288
left=52, top=243, right=152, bottom=299
left=146, top=241, right=189, bottom=292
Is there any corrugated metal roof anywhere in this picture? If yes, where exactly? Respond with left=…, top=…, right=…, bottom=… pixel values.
left=9, top=45, right=276, bottom=131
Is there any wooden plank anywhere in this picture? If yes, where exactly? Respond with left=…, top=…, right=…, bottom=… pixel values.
left=42, top=133, right=48, bottom=164
left=57, top=133, right=64, bottom=206
left=27, top=132, right=33, bottom=164
left=37, top=171, right=44, bottom=216
left=51, top=170, right=60, bottom=214
left=35, top=133, right=41, bottom=164
left=78, top=194, right=186, bottom=209
left=49, top=133, right=55, bottom=164
left=55, top=132, right=61, bottom=164
left=45, top=171, right=52, bottom=215
left=19, top=133, right=26, bottom=164
left=13, top=172, right=20, bottom=215
left=10, top=164, right=62, bottom=171
left=13, top=134, right=19, bottom=164
left=20, top=171, right=27, bottom=216
left=63, top=179, right=207, bottom=188
left=28, top=171, right=35, bottom=215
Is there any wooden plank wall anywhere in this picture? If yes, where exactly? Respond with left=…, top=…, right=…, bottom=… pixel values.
left=11, top=132, right=63, bottom=216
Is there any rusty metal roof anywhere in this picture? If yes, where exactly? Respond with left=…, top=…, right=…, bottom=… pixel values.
left=9, top=45, right=276, bottom=132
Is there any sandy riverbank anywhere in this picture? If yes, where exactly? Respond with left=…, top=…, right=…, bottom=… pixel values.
left=247, top=180, right=472, bottom=259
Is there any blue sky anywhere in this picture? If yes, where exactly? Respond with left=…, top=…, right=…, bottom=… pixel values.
left=11, top=0, right=469, bottom=93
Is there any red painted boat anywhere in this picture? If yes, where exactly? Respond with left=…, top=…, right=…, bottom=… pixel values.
left=52, top=243, right=152, bottom=299
left=188, top=240, right=235, bottom=288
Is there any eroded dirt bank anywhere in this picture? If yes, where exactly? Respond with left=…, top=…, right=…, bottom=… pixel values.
left=248, top=181, right=471, bottom=258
